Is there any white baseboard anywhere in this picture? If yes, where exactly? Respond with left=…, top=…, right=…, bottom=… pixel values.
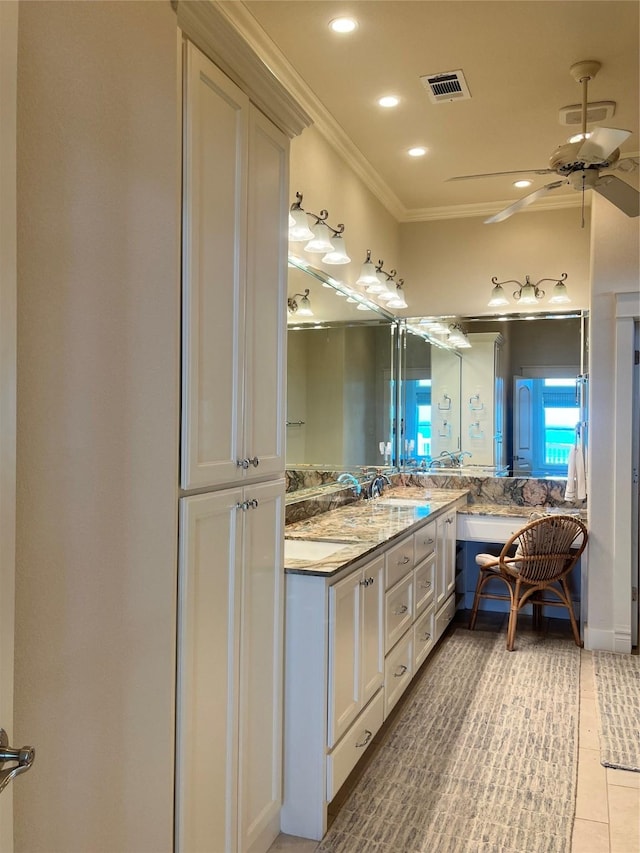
left=583, top=625, right=632, bottom=653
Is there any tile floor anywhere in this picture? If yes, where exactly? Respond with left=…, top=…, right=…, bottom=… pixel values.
left=269, top=615, right=640, bottom=853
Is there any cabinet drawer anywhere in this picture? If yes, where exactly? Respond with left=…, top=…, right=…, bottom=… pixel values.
left=414, top=604, right=435, bottom=670
left=384, top=629, right=413, bottom=718
left=326, top=689, right=384, bottom=802
left=385, top=574, right=413, bottom=652
left=435, top=593, right=456, bottom=641
left=385, top=537, right=414, bottom=589
left=414, top=552, right=435, bottom=616
left=414, top=520, right=437, bottom=564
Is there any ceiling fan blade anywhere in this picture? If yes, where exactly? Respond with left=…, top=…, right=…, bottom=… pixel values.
left=448, top=168, right=554, bottom=182
left=578, top=127, right=632, bottom=163
left=484, top=181, right=566, bottom=224
left=594, top=175, right=640, bottom=217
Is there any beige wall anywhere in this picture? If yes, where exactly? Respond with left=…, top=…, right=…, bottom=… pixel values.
left=399, top=207, right=591, bottom=316
left=15, top=2, right=179, bottom=851
left=289, top=125, right=401, bottom=289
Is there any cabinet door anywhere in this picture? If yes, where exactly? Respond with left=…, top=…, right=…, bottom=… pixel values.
left=243, top=107, right=289, bottom=481
left=176, top=490, right=243, bottom=853
left=437, top=511, right=457, bottom=606
left=328, top=571, right=361, bottom=747
left=181, top=42, right=248, bottom=489
left=238, top=479, right=285, bottom=853
left=360, top=556, right=384, bottom=707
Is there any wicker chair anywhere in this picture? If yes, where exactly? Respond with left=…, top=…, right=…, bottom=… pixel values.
left=468, top=514, right=588, bottom=651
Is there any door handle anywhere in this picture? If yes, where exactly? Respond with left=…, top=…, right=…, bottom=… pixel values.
left=0, top=729, right=35, bottom=794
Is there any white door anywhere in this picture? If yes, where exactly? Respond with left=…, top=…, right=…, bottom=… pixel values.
left=360, top=555, right=384, bottom=706
left=1, top=4, right=18, bottom=847
left=328, top=571, right=361, bottom=747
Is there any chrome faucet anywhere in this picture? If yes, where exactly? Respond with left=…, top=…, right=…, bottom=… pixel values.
left=366, top=472, right=391, bottom=499
left=337, top=472, right=361, bottom=497
left=429, top=450, right=472, bottom=469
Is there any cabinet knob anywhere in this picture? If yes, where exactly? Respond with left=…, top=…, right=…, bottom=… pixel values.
left=446, top=517, right=453, bottom=525
left=394, top=664, right=408, bottom=678
left=248, top=456, right=260, bottom=468
left=421, top=581, right=432, bottom=590
left=355, top=730, right=373, bottom=749
left=236, top=458, right=250, bottom=469
left=359, top=578, right=369, bottom=587
left=367, top=576, right=374, bottom=586
left=393, top=604, right=408, bottom=615
left=399, top=556, right=410, bottom=565
left=421, top=632, right=431, bottom=641
left=424, top=537, right=435, bottom=545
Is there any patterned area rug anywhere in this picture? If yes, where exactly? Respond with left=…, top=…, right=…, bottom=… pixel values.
left=593, top=651, right=640, bottom=772
left=317, top=628, right=581, bottom=853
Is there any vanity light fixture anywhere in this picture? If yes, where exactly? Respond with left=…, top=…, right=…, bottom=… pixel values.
left=448, top=323, right=471, bottom=348
left=288, top=192, right=350, bottom=265
left=355, top=249, right=381, bottom=288
left=488, top=274, right=571, bottom=307
left=287, top=288, right=314, bottom=317
left=386, top=279, right=408, bottom=310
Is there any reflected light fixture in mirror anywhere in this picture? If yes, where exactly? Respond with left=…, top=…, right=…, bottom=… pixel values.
left=488, top=273, right=570, bottom=307
left=287, top=288, right=313, bottom=317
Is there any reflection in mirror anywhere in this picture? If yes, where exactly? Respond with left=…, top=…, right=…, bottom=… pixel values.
left=286, top=257, right=398, bottom=471
left=400, top=312, right=588, bottom=478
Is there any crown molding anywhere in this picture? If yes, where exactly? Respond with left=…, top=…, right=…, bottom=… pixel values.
left=189, top=4, right=640, bottom=225
left=400, top=192, right=589, bottom=223
left=174, top=0, right=311, bottom=138
left=216, top=1, right=407, bottom=219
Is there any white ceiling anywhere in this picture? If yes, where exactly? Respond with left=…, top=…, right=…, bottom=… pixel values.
left=242, top=0, right=639, bottom=221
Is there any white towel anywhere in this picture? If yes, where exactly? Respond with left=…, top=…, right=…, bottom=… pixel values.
left=575, top=444, right=587, bottom=500
left=564, top=447, right=577, bottom=501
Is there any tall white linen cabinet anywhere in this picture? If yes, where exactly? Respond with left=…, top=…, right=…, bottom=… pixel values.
left=175, top=16, right=308, bottom=852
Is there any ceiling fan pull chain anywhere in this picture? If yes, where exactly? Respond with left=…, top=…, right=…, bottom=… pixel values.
left=581, top=173, right=586, bottom=229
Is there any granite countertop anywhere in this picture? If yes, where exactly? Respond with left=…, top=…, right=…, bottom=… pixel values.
left=283, top=483, right=587, bottom=577
left=284, top=487, right=468, bottom=576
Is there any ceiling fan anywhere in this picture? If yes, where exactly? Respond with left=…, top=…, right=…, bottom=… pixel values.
left=448, top=60, right=640, bottom=224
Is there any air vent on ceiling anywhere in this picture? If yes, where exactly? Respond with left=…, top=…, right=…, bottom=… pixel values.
left=559, top=100, right=616, bottom=126
left=420, top=69, right=471, bottom=103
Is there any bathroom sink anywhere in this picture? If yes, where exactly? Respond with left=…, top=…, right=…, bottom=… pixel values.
left=284, top=539, right=354, bottom=561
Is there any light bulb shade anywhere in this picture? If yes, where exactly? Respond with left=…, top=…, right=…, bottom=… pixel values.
left=549, top=281, right=571, bottom=304
left=517, top=282, right=538, bottom=305
left=365, top=270, right=387, bottom=294
left=355, top=258, right=380, bottom=287
left=387, top=290, right=408, bottom=309
left=321, top=234, right=351, bottom=265
left=304, top=221, right=334, bottom=253
left=288, top=208, right=314, bottom=242
left=296, top=295, right=313, bottom=316
left=377, top=290, right=395, bottom=302
left=488, top=283, right=509, bottom=307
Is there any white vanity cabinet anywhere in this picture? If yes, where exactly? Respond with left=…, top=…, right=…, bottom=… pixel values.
left=181, top=42, right=288, bottom=491
left=436, top=509, right=457, bottom=608
left=176, top=480, right=285, bottom=853
left=328, top=556, right=385, bottom=747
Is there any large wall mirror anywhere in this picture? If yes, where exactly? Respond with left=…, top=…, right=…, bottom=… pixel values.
left=286, top=256, right=588, bottom=480
left=286, top=257, right=398, bottom=470
left=399, top=312, right=588, bottom=478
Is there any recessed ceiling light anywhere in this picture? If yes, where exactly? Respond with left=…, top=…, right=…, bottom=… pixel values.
left=513, top=179, right=532, bottom=188
left=408, top=147, right=427, bottom=157
left=568, top=131, right=592, bottom=144
left=378, top=95, right=399, bottom=108
left=329, top=17, right=357, bottom=34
